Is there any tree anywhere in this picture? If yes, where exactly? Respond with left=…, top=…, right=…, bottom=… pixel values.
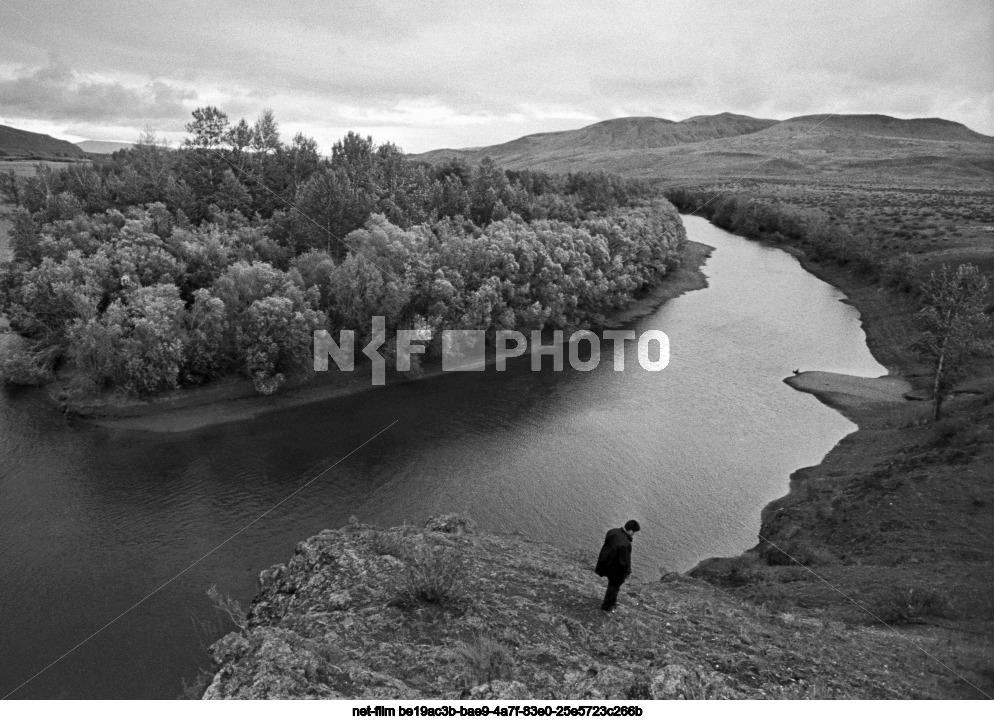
left=251, top=109, right=281, bottom=155
left=286, top=132, right=320, bottom=196
left=913, top=264, right=992, bottom=421
left=8, top=208, right=41, bottom=265
left=70, top=283, right=187, bottom=396
left=215, top=170, right=252, bottom=214
left=184, top=106, right=230, bottom=149
left=182, top=289, right=228, bottom=383
left=236, top=295, right=323, bottom=395
left=132, top=128, right=173, bottom=198
left=331, top=131, right=375, bottom=187
left=292, top=167, right=373, bottom=255
left=469, top=157, right=511, bottom=226
left=0, top=169, right=22, bottom=206
left=227, top=118, right=254, bottom=156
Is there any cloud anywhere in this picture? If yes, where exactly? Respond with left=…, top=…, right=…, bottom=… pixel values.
left=0, top=53, right=196, bottom=126
left=0, top=0, right=990, bottom=149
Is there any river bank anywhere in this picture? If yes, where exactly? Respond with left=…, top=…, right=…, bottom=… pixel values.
left=53, top=239, right=712, bottom=433
left=690, top=243, right=993, bottom=697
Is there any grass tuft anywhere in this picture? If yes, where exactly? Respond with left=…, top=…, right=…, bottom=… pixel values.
left=453, top=634, right=514, bottom=685
left=394, top=545, right=467, bottom=608
left=369, top=528, right=407, bottom=558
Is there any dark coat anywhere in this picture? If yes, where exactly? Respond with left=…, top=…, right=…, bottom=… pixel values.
left=595, top=527, right=632, bottom=583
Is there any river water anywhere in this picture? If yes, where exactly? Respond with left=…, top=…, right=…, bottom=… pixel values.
left=0, top=215, right=886, bottom=699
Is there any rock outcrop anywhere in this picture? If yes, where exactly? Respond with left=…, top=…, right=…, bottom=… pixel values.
left=204, top=514, right=951, bottom=699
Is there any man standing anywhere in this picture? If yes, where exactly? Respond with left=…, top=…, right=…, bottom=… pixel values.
left=595, top=520, right=640, bottom=611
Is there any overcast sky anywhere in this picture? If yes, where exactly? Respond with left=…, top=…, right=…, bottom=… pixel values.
left=1, top=0, right=991, bottom=152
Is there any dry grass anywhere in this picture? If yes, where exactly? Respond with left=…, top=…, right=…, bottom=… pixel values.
left=453, top=634, right=514, bottom=685
left=368, top=528, right=408, bottom=558
left=207, top=583, right=248, bottom=630
left=394, top=545, right=468, bottom=608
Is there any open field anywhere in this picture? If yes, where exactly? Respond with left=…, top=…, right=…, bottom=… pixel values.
left=0, top=158, right=85, bottom=176
left=672, top=178, right=994, bottom=279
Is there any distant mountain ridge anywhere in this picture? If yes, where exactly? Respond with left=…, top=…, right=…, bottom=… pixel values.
left=76, top=140, right=135, bottom=154
left=781, top=114, right=993, bottom=143
left=418, top=113, right=778, bottom=162
left=412, top=113, right=994, bottom=181
left=0, top=124, right=86, bottom=158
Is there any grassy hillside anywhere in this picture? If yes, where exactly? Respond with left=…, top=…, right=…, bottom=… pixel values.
left=0, top=125, right=86, bottom=159
left=418, top=113, right=778, bottom=165
left=412, top=114, right=994, bottom=182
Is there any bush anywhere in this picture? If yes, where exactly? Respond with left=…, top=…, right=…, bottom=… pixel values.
left=726, top=554, right=764, bottom=586
left=930, top=416, right=970, bottom=447
left=0, top=337, right=55, bottom=386
left=394, top=545, right=467, bottom=608
left=869, top=587, right=953, bottom=624
left=453, top=634, right=513, bottom=685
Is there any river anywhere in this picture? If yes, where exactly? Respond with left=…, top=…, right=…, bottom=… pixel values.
left=0, top=215, right=886, bottom=698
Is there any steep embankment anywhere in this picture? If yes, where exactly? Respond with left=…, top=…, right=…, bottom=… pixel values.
left=204, top=515, right=981, bottom=699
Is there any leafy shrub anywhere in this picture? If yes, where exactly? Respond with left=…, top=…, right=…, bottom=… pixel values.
left=726, top=554, right=764, bottom=586
left=0, top=338, right=54, bottom=386
left=869, top=586, right=953, bottom=624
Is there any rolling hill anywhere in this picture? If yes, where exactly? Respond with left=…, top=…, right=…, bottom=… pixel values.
left=416, top=113, right=777, bottom=165
left=412, top=113, right=994, bottom=182
left=0, top=124, right=86, bottom=159
left=76, top=140, right=134, bottom=154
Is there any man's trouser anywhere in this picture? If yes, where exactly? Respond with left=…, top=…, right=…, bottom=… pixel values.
left=601, top=574, right=626, bottom=610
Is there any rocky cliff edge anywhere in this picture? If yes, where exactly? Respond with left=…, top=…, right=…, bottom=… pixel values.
left=204, top=514, right=949, bottom=700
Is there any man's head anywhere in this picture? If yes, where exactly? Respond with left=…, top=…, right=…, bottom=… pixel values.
left=624, top=519, right=640, bottom=534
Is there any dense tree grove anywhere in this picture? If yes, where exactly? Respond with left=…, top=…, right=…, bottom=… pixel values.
left=0, top=108, right=685, bottom=396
